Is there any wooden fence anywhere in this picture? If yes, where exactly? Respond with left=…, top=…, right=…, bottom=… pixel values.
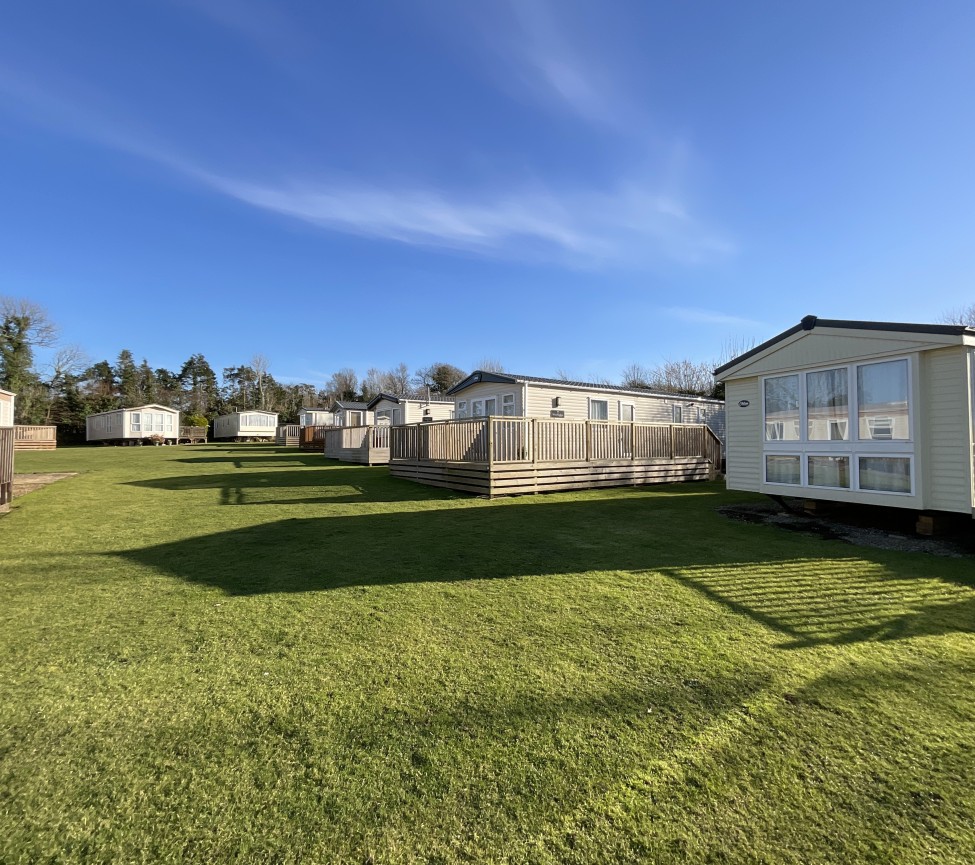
left=389, top=417, right=723, bottom=496
left=13, top=425, right=57, bottom=451
left=178, top=426, right=208, bottom=444
left=299, top=425, right=331, bottom=450
left=0, top=427, right=13, bottom=508
left=324, top=425, right=390, bottom=464
left=275, top=424, right=301, bottom=447
left=391, top=417, right=722, bottom=465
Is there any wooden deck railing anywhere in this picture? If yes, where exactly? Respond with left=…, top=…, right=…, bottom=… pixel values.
left=324, top=425, right=391, bottom=459
left=0, top=427, right=13, bottom=506
left=276, top=424, right=301, bottom=446
left=299, top=425, right=331, bottom=450
left=13, top=425, right=57, bottom=450
left=391, top=417, right=723, bottom=471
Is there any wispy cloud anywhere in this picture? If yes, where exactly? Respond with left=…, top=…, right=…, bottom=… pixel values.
left=195, top=171, right=733, bottom=265
left=663, top=307, right=762, bottom=328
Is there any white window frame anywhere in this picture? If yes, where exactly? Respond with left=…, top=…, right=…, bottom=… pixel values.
left=501, top=393, right=516, bottom=416
left=588, top=398, right=609, bottom=421
left=456, top=401, right=468, bottom=419
left=484, top=397, right=497, bottom=416
left=672, top=404, right=684, bottom=423
left=619, top=401, right=635, bottom=422
left=761, top=356, right=915, bottom=496
left=131, top=412, right=141, bottom=433
left=472, top=399, right=484, bottom=417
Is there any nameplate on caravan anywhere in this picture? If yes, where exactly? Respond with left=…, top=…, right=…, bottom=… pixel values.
left=738, top=400, right=750, bottom=408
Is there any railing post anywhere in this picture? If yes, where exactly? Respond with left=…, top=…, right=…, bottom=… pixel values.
left=487, top=417, right=494, bottom=465
left=531, top=418, right=537, bottom=463
left=631, top=421, right=636, bottom=461
left=585, top=420, right=592, bottom=462
left=670, top=424, right=676, bottom=459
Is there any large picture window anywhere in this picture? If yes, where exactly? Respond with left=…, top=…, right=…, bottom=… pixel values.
left=806, top=368, right=848, bottom=440
left=764, top=375, right=800, bottom=441
left=762, top=356, right=913, bottom=495
left=858, top=359, right=909, bottom=441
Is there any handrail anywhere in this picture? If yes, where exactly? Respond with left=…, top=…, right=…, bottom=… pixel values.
left=390, top=417, right=725, bottom=467
left=14, top=425, right=56, bottom=442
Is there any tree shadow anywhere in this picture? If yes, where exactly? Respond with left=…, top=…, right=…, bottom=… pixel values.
left=660, top=559, right=975, bottom=648
left=116, top=495, right=975, bottom=648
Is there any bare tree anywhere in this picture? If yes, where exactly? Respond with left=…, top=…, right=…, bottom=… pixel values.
left=387, top=362, right=413, bottom=397
left=940, top=303, right=975, bottom=326
left=476, top=357, right=506, bottom=373
left=251, top=354, right=270, bottom=410
left=361, top=367, right=384, bottom=400
left=327, top=368, right=359, bottom=402
left=620, top=362, right=652, bottom=388
left=554, top=368, right=575, bottom=381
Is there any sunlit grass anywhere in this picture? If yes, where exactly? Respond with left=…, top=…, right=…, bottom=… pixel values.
left=2, top=446, right=974, bottom=864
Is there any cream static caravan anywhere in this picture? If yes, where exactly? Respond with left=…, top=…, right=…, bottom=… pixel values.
left=0, top=389, right=14, bottom=429
left=299, top=407, right=334, bottom=427
left=213, top=410, right=279, bottom=441
left=329, top=401, right=374, bottom=427
left=86, top=404, right=180, bottom=445
left=365, top=393, right=455, bottom=425
left=446, top=371, right=725, bottom=445
left=715, top=315, right=975, bottom=516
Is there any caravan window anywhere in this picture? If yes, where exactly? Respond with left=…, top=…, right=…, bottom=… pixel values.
left=589, top=400, right=608, bottom=421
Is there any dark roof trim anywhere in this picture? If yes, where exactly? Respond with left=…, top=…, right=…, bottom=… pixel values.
left=714, top=315, right=975, bottom=377
left=365, top=393, right=455, bottom=409
left=365, top=393, right=402, bottom=409
left=331, top=400, right=369, bottom=410
left=446, top=371, right=518, bottom=394
left=447, top=370, right=723, bottom=403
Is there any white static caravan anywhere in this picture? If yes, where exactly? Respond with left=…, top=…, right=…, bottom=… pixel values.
left=86, top=404, right=180, bottom=445
left=447, top=371, right=725, bottom=444
left=330, top=401, right=374, bottom=427
left=299, top=407, right=334, bottom=427
left=213, top=410, right=279, bottom=441
left=715, top=315, right=975, bottom=517
left=365, top=393, right=455, bottom=425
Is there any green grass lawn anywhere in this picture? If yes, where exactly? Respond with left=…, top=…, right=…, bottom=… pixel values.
left=2, top=446, right=974, bottom=864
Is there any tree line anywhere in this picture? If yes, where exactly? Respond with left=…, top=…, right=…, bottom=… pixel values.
left=0, top=297, right=485, bottom=438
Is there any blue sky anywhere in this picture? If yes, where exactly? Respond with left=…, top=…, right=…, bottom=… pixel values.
left=1, top=1, right=973, bottom=385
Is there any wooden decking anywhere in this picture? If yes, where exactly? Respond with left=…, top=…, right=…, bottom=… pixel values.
left=299, top=425, right=330, bottom=451
left=178, top=426, right=207, bottom=444
left=14, top=425, right=56, bottom=451
left=0, top=428, right=13, bottom=509
left=389, top=417, right=723, bottom=497
left=324, top=425, right=391, bottom=465
left=275, top=424, right=301, bottom=447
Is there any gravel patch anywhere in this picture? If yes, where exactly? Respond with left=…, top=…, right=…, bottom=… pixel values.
left=719, top=500, right=974, bottom=557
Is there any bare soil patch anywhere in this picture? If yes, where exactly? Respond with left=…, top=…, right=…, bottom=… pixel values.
left=12, top=473, right=77, bottom=498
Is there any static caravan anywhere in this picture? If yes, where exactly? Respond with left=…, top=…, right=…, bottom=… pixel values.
left=447, top=371, right=725, bottom=442
left=366, top=393, right=455, bottom=425
left=213, top=410, right=279, bottom=441
left=387, top=373, right=725, bottom=496
left=330, top=401, right=374, bottom=427
left=299, top=407, right=334, bottom=427
left=715, top=315, right=975, bottom=518
left=0, top=389, right=14, bottom=429
left=0, top=389, right=14, bottom=510
left=86, top=404, right=180, bottom=445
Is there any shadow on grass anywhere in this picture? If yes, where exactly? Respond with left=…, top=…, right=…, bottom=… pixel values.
left=128, top=464, right=460, bottom=504
left=117, top=493, right=975, bottom=648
